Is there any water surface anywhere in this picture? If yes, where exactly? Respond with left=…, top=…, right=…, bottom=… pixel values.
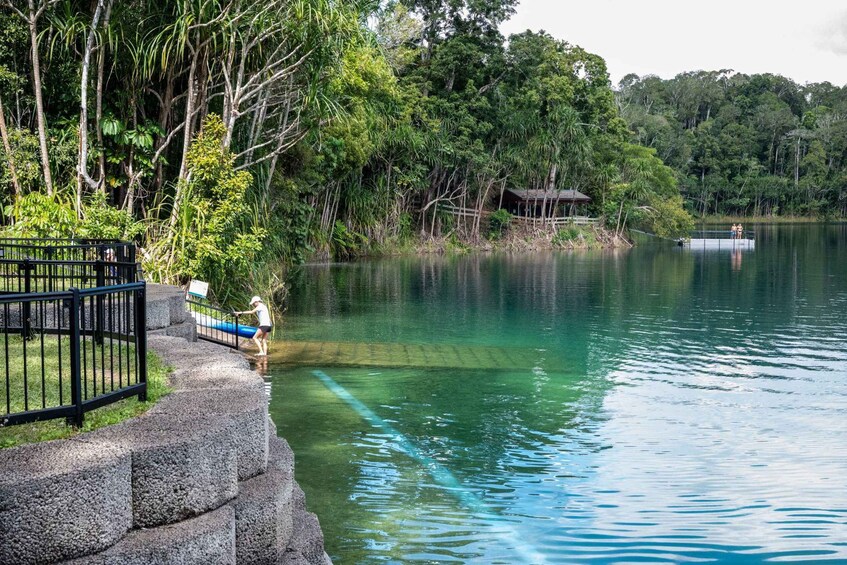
left=268, top=224, right=847, bottom=563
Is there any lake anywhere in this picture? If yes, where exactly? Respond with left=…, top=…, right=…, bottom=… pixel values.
left=267, top=224, right=847, bottom=564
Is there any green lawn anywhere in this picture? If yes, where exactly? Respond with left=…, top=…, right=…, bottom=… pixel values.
left=0, top=335, right=171, bottom=448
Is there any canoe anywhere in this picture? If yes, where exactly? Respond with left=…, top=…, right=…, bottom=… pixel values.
left=190, top=311, right=258, bottom=338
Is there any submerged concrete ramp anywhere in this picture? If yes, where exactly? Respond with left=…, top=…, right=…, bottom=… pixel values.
left=269, top=340, right=559, bottom=371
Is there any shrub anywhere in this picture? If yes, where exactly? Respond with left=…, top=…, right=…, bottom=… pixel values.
left=488, top=209, right=512, bottom=239
left=552, top=226, right=582, bottom=246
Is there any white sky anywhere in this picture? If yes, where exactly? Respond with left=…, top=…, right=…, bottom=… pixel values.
left=501, top=0, right=847, bottom=87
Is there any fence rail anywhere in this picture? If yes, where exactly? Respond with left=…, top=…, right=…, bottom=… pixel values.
left=1, top=282, right=147, bottom=427
left=438, top=205, right=482, bottom=219
left=512, top=215, right=599, bottom=226
left=0, top=258, right=138, bottom=295
left=0, top=238, right=136, bottom=264
left=689, top=230, right=756, bottom=240
left=186, top=298, right=243, bottom=350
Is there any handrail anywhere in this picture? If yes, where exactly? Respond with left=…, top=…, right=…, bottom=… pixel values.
left=689, top=230, right=756, bottom=240
left=186, top=297, right=243, bottom=350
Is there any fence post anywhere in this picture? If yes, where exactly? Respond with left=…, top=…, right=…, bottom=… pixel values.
left=68, top=288, right=84, bottom=427
left=94, top=260, right=105, bottom=345
left=135, top=282, right=148, bottom=401
left=21, top=259, right=34, bottom=340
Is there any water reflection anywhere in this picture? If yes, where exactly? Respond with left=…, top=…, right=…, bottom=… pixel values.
left=269, top=224, right=847, bottom=563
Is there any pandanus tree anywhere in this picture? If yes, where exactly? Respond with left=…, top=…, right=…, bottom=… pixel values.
left=4, top=0, right=58, bottom=195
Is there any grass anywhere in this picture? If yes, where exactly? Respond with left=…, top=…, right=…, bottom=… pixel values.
left=0, top=335, right=171, bottom=449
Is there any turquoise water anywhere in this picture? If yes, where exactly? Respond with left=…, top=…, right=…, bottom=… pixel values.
left=268, top=224, right=847, bottom=563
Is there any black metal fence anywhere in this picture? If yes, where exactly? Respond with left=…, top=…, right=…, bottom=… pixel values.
left=186, top=297, right=242, bottom=350
left=0, top=238, right=146, bottom=427
left=1, top=282, right=147, bottom=427
left=0, top=238, right=136, bottom=263
left=0, top=258, right=138, bottom=294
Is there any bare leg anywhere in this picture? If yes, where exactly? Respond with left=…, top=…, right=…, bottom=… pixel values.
left=252, top=329, right=265, bottom=354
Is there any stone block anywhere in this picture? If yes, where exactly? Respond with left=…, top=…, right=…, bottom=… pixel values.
left=164, top=319, right=197, bottom=342
left=288, top=510, right=326, bottom=565
left=81, top=412, right=239, bottom=529
left=151, top=388, right=268, bottom=480
left=0, top=439, right=132, bottom=564
left=66, top=505, right=236, bottom=565
left=268, top=435, right=295, bottom=477
left=280, top=550, right=311, bottom=565
left=230, top=467, right=294, bottom=564
left=145, top=297, right=171, bottom=330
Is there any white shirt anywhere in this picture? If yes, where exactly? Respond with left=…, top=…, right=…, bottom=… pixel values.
left=255, top=303, right=272, bottom=326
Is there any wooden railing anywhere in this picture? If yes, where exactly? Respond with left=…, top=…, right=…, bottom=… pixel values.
left=437, top=204, right=599, bottom=227
left=512, top=215, right=599, bottom=227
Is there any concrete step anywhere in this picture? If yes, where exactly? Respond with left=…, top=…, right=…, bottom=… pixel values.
left=80, top=411, right=239, bottom=529
left=146, top=284, right=188, bottom=330
left=65, top=505, right=235, bottom=565
left=0, top=439, right=132, bottom=564
left=230, top=467, right=294, bottom=564
left=150, top=387, right=268, bottom=481
left=149, top=319, right=197, bottom=342
left=287, top=510, right=327, bottom=565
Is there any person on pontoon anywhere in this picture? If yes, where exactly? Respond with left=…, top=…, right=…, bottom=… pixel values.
left=737, top=224, right=744, bottom=240
left=730, top=224, right=738, bottom=239
left=234, top=296, right=273, bottom=356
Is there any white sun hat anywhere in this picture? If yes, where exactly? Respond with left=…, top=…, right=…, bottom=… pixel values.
left=250, top=295, right=262, bottom=304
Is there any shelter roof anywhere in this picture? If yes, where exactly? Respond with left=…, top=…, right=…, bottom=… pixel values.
left=504, top=189, right=591, bottom=203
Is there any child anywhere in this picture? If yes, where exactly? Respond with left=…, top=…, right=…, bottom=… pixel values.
left=235, top=296, right=273, bottom=356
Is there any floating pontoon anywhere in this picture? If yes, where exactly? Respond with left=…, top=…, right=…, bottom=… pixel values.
left=679, top=230, right=755, bottom=250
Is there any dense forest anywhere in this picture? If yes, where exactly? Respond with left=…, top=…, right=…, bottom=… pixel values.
left=0, top=0, right=841, bottom=302
left=618, top=71, right=847, bottom=218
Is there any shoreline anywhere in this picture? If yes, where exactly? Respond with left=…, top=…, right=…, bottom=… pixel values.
left=696, top=215, right=845, bottom=224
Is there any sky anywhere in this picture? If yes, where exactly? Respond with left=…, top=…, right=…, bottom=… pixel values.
left=500, top=0, right=847, bottom=87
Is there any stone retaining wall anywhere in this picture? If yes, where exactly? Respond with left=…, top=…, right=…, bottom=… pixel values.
left=0, top=285, right=332, bottom=565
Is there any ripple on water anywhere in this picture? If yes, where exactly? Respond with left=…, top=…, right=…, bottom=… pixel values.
left=274, top=229, right=847, bottom=563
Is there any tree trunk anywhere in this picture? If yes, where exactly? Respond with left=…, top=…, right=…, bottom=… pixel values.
left=95, top=0, right=112, bottom=192
left=0, top=94, right=21, bottom=201
left=27, top=1, right=53, bottom=195
left=154, top=67, right=175, bottom=195
left=178, top=48, right=199, bottom=182
left=77, top=0, right=107, bottom=214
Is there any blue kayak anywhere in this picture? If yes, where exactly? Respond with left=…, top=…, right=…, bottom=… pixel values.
left=191, top=312, right=258, bottom=338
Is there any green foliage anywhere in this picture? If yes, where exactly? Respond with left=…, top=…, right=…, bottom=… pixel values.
left=553, top=226, right=581, bottom=245
left=78, top=191, right=145, bottom=240
left=0, top=128, right=42, bottom=195
left=646, top=194, right=695, bottom=238
left=618, top=71, right=847, bottom=218
left=148, top=115, right=265, bottom=305
left=488, top=209, right=512, bottom=239
left=4, top=192, right=77, bottom=238
left=331, top=220, right=367, bottom=258
left=3, top=190, right=143, bottom=240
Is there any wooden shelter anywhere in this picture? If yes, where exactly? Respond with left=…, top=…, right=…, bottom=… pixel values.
left=501, top=189, right=591, bottom=218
